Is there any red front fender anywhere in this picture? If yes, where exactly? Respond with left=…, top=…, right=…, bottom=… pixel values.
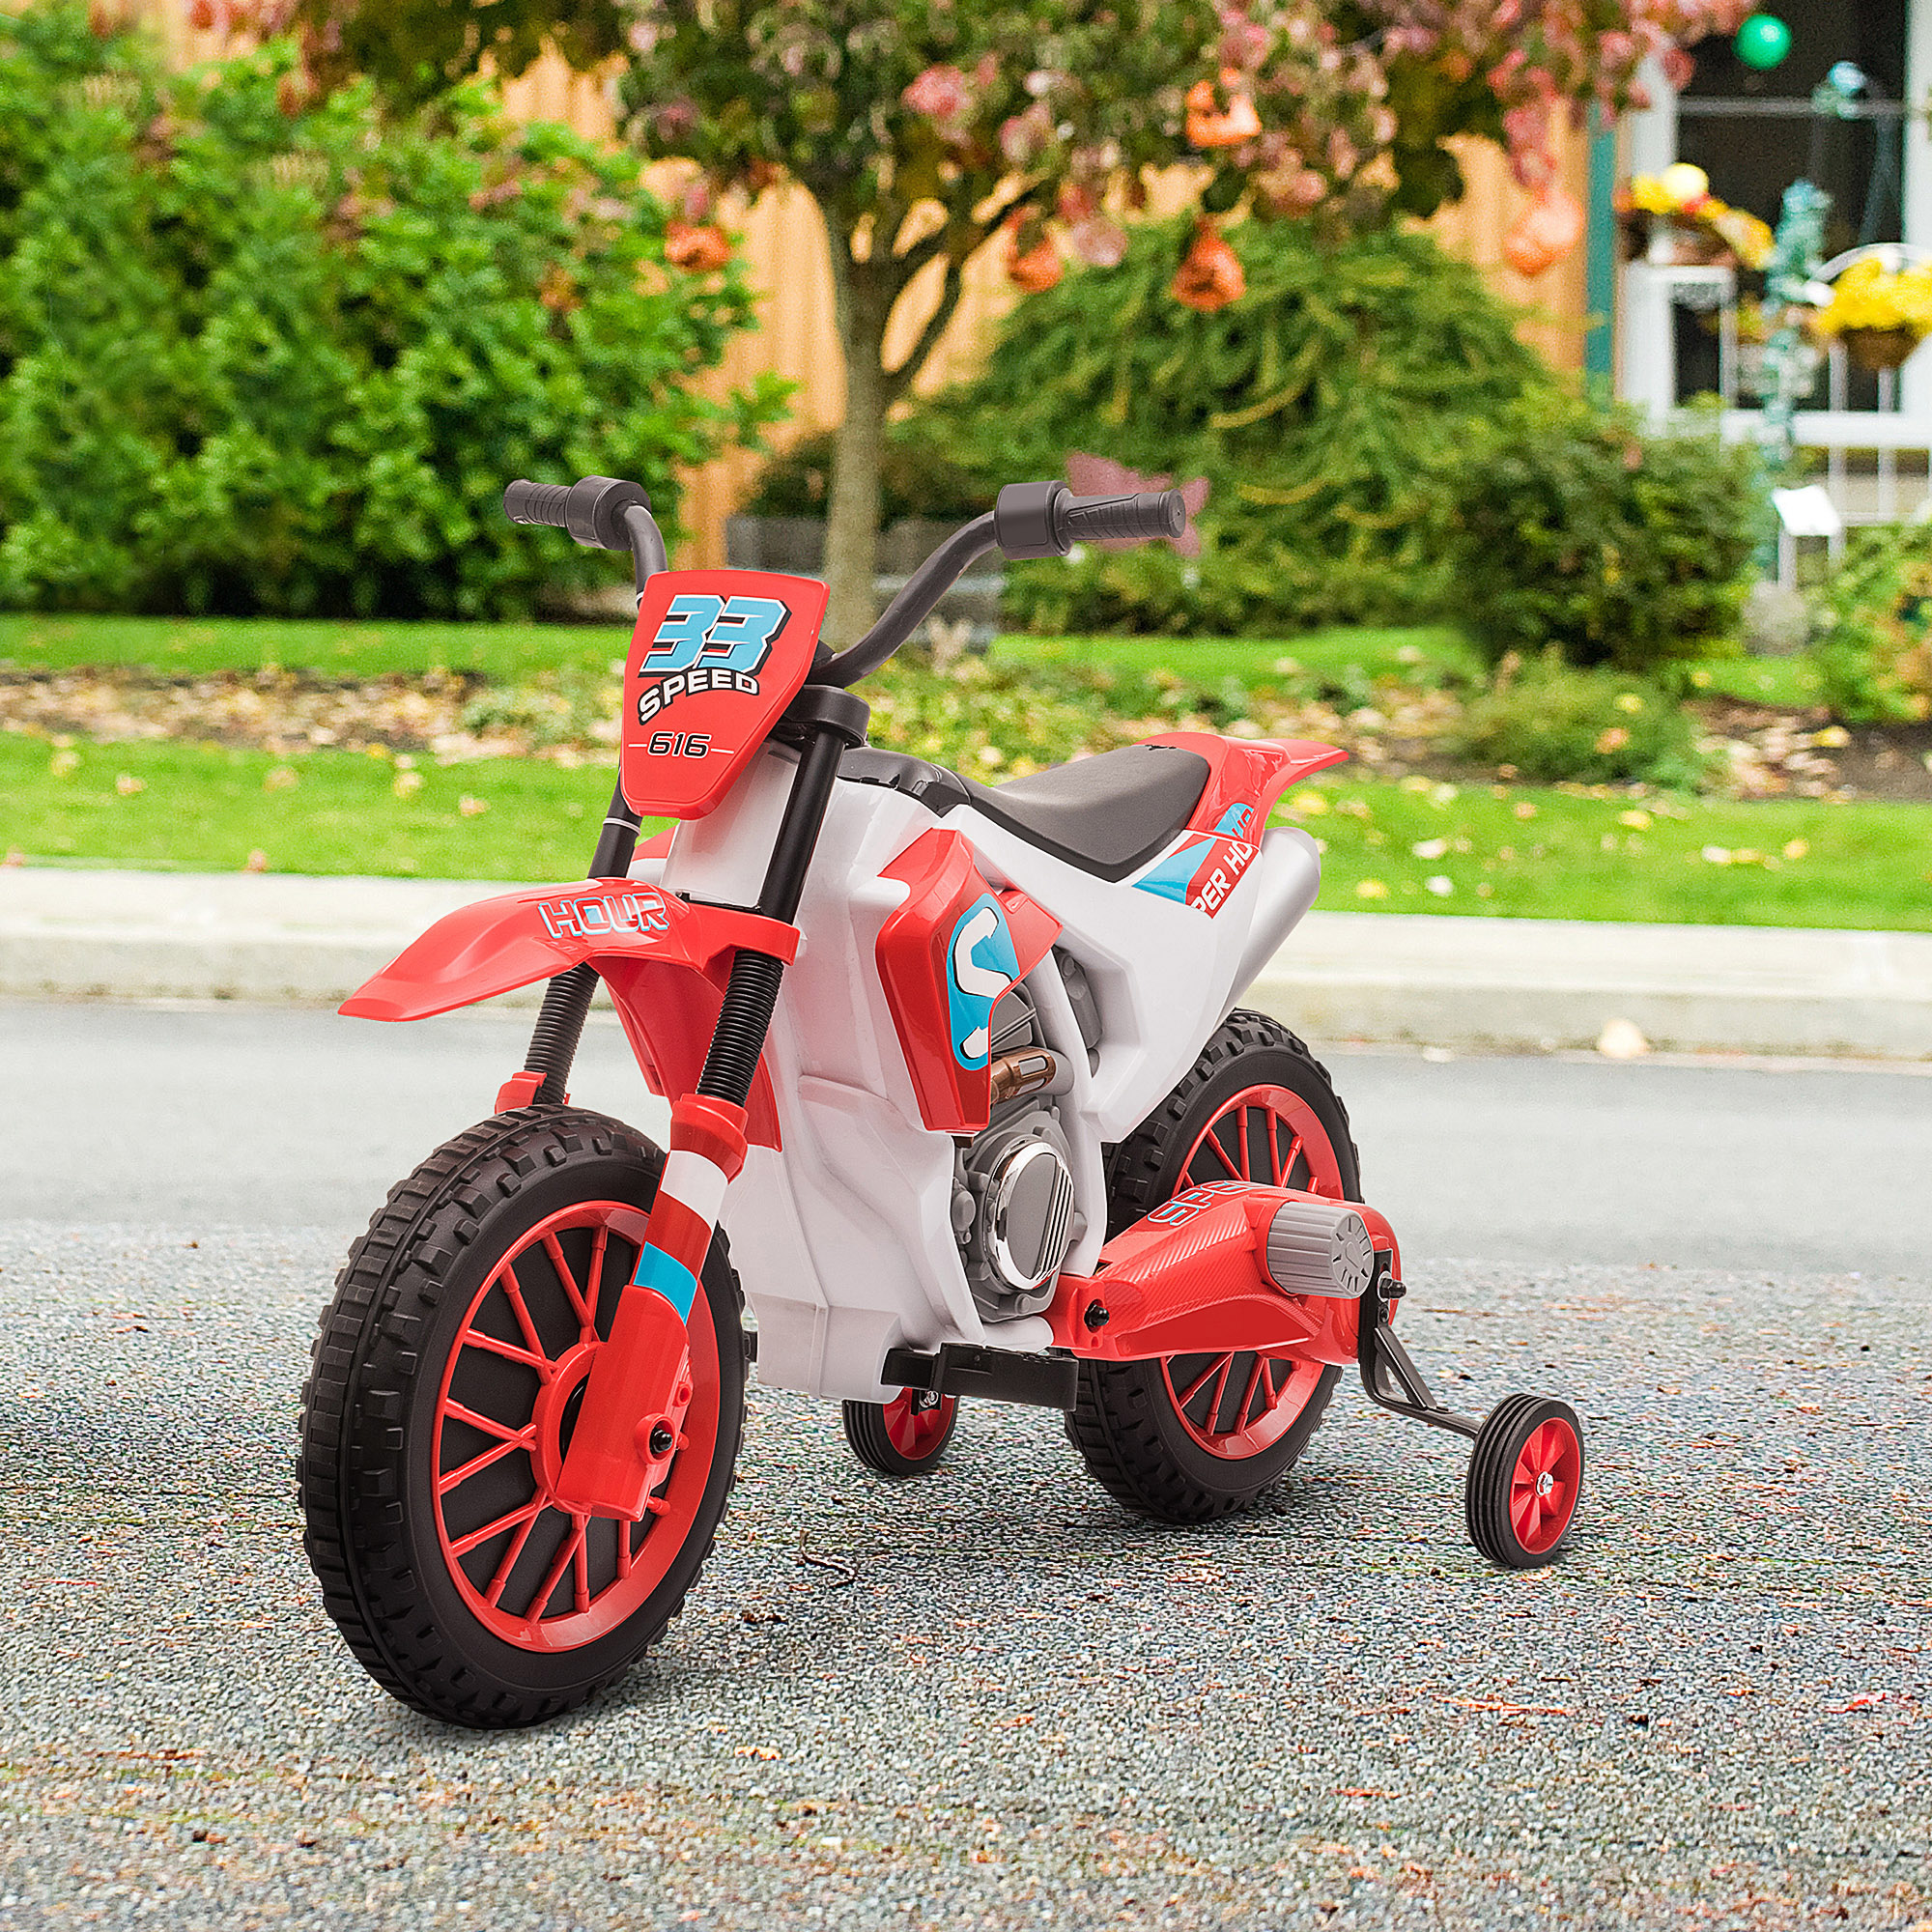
left=341, top=879, right=797, bottom=1146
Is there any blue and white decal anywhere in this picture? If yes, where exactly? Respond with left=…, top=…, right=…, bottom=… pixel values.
left=639, top=593, right=789, bottom=675
left=1131, top=804, right=1259, bottom=915
left=945, top=894, right=1020, bottom=1067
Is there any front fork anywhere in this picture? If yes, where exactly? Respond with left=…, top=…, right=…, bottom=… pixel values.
left=546, top=689, right=867, bottom=1520
left=552, top=1092, right=748, bottom=1518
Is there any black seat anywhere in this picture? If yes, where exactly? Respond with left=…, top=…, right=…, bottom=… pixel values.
left=840, top=743, right=1209, bottom=882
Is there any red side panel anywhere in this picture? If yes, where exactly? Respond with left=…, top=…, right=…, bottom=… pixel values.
left=1045, top=1181, right=1399, bottom=1366
left=876, top=830, right=1062, bottom=1135
left=339, top=880, right=791, bottom=1147
left=621, top=569, right=827, bottom=819
left=1145, top=730, right=1350, bottom=835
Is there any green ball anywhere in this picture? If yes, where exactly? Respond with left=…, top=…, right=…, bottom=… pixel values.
left=1734, top=13, right=1792, bottom=71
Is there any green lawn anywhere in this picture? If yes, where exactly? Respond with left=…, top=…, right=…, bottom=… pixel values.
left=1691, top=656, right=1824, bottom=707
left=0, top=611, right=1833, bottom=710
left=0, top=735, right=655, bottom=880
left=0, top=612, right=630, bottom=682
left=1288, top=777, right=1931, bottom=930
left=5, top=733, right=1927, bottom=928
left=988, top=625, right=1478, bottom=686
left=0, top=612, right=1477, bottom=687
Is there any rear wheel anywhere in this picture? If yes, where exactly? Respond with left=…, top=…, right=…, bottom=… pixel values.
left=1066, top=1011, right=1359, bottom=1524
left=842, top=1389, right=959, bottom=1477
left=298, top=1106, right=747, bottom=1727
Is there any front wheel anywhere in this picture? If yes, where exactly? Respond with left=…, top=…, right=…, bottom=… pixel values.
left=298, top=1106, right=747, bottom=1727
left=1066, top=1011, right=1360, bottom=1524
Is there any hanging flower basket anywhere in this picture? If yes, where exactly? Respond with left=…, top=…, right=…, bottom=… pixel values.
left=1842, top=325, right=1924, bottom=374
left=1814, top=259, right=1932, bottom=369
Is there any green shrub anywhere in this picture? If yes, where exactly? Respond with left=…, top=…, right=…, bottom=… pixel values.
left=1446, top=396, right=1763, bottom=675
left=896, top=215, right=1558, bottom=635
left=0, top=7, right=783, bottom=619
left=1450, top=653, right=1711, bottom=788
left=1809, top=522, right=1932, bottom=723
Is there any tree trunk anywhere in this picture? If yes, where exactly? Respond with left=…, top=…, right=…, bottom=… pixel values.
left=824, top=245, right=897, bottom=648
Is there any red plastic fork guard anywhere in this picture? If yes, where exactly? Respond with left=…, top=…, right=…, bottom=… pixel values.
left=1045, top=1180, right=1402, bottom=1368
left=340, top=878, right=794, bottom=1147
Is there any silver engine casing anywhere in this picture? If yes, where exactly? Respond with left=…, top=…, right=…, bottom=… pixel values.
left=954, top=984, right=1080, bottom=1321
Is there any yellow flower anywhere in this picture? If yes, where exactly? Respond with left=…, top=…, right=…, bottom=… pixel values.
left=1815, top=257, right=1932, bottom=338
left=1628, top=175, right=1674, bottom=216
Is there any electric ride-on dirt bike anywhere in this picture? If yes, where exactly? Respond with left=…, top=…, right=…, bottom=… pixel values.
left=298, top=472, right=1585, bottom=1727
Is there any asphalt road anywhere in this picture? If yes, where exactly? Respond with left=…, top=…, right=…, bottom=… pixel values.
left=4, top=996, right=1930, bottom=1274
left=1, top=999, right=1928, bottom=1930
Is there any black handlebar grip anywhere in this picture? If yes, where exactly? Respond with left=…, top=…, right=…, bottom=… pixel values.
left=1060, top=489, right=1187, bottom=546
left=503, top=474, right=653, bottom=550
left=993, top=480, right=1187, bottom=558
left=503, top=479, right=571, bottom=529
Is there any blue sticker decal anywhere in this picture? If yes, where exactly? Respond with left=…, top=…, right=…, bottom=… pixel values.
left=630, top=1243, right=698, bottom=1321
left=1210, top=804, right=1254, bottom=838
left=640, top=593, right=788, bottom=675
left=1131, top=836, right=1210, bottom=904
left=945, top=894, right=1020, bottom=1068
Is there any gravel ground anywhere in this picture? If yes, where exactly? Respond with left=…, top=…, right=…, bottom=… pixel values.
left=0, top=1223, right=1926, bottom=1930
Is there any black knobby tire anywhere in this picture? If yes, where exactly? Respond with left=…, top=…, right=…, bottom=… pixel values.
left=298, top=1105, right=748, bottom=1727
left=842, top=1390, right=959, bottom=1477
left=1464, top=1393, right=1585, bottom=1570
left=1066, top=1010, right=1361, bottom=1525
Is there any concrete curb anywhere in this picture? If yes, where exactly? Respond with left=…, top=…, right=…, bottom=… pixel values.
left=1243, top=912, right=1932, bottom=1060
left=2, top=867, right=1928, bottom=1058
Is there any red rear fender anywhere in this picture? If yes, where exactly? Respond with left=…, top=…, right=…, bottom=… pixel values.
left=1144, top=730, right=1349, bottom=836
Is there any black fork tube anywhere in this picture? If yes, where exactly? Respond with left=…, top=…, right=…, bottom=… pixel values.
left=521, top=780, right=642, bottom=1105
left=699, top=699, right=866, bottom=1121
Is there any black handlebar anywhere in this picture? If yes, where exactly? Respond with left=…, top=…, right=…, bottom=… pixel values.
left=990, top=479, right=1186, bottom=558
left=503, top=472, right=1188, bottom=687
left=502, top=478, right=573, bottom=529
left=505, top=475, right=667, bottom=589
left=505, top=474, right=656, bottom=553
left=817, top=478, right=1189, bottom=685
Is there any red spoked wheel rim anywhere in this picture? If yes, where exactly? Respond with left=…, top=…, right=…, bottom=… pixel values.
left=1160, top=1083, right=1346, bottom=1461
left=430, top=1200, right=719, bottom=1653
left=1177, top=1082, right=1344, bottom=1199
left=881, top=1389, right=956, bottom=1463
left=1509, top=1415, right=1581, bottom=1556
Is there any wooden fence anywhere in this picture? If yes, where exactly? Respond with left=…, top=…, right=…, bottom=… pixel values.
left=132, top=5, right=1592, bottom=565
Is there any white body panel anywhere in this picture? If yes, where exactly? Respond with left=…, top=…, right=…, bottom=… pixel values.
left=640, top=755, right=1323, bottom=1404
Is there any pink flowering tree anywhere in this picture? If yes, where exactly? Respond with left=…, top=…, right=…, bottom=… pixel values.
left=280, top=0, right=1746, bottom=639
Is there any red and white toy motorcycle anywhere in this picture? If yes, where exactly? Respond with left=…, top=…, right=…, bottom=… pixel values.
left=299, top=474, right=1584, bottom=1727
